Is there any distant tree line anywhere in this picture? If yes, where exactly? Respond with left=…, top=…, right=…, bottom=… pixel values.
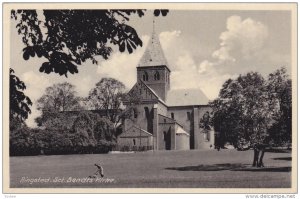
left=10, top=111, right=116, bottom=156
left=10, top=72, right=128, bottom=156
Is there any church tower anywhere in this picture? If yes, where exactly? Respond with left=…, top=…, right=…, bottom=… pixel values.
left=136, top=22, right=171, bottom=101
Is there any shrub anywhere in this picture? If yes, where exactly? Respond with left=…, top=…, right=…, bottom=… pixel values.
left=10, top=127, right=39, bottom=156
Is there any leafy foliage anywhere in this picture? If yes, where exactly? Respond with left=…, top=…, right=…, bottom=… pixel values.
left=10, top=125, right=38, bottom=156
left=211, top=68, right=292, bottom=149
left=85, top=77, right=126, bottom=126
left=10, top=117, right=25, bottom=132
left=10, top=68, right=32, bottom=121
left=36, top=82, right=82, bottom=112
left=72, top=112, right=99, bottom=147
left=211, top=72, right=272, bottom=147
left=11, top=9, right=168, bottom=77
left=10, top=111, right=116, bottom=156
left=94, top=117, right=115, bottom=142
left=267, top=67, right=292, bottom=145
left=199, top=111, right=212, bottom=130
left=35, top=111, right=77, bottom=130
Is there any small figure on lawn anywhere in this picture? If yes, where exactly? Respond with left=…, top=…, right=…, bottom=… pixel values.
left=89, top=163, right=104, bottom=178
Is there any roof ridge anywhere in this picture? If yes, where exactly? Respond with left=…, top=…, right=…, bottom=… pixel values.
left=169, top=88, right=206, bottom=91
left=142, top=82, right=169, bottom=105
left=158, top=113, right=175, bottom=121
left=140, top=80, right=159, bottom=98
left=125, top=80, right=159, bottom=100
left=132, top=125, right=153, bottom=136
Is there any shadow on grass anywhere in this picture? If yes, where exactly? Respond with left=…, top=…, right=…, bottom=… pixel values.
left=166, top=164, right=291, bottom=172
left=273, top=157, right=292, bottom=161
left=265, top=148, right=291, bottom=153
left=235, top=167, right=291, bottom=172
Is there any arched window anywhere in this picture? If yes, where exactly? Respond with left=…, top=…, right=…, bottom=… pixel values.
left=154, top=71, right=160, bottom=80
left=133, top=109, right=138, bottom=118
left=171, top=112, right=174, bottom=119
left=144, top=107, right=149, bottom=118
left=133, top=139, right=136, bottom=146
left=142, top=71, right=148, bottom=81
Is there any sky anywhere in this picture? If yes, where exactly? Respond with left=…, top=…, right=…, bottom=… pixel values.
left=10, top=10, right=292, bottom=127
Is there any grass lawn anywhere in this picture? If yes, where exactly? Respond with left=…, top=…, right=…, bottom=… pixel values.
left=10, top=149, right=291, bottom=188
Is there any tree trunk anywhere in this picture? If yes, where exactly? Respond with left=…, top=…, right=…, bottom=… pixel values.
left=258, top=149, right=265, bottom=167
left=252, top=148, right=259, bottom=167
left=252, top=144, right=265, bottom=167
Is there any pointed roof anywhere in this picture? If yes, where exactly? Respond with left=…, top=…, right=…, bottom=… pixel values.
left=138, top=29, right=169, bottom=69
left=175, top=125, right=190, bottom=136
left=124, top=79, right=167, bottom=105
left=121, top=125, right=153, bottom=137
left=126, top=79, right=159, bottom=100
left=141, top=81, right=162, bottom=100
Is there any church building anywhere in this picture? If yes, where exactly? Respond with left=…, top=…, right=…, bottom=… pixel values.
left=117, top=27, right=215, bottom=151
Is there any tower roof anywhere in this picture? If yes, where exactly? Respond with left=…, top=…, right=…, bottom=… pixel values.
left=138, top=29, right=170, bottom=69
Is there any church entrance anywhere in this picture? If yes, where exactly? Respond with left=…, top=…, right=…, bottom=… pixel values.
left=163, top=130, right=171, bottom=150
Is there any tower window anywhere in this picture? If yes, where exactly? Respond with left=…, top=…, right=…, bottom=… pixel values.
left=144, top=107, right=149, bottom=118
left=154, top=71, right=160, bottom=80
left=187, top=112, right=191, bottom=120
left=171, top=112, right=174, bottom=119
left=143, top=71, right=148, bottom=81
left=166, top=72, right=168, bottom=82
left=133, top=109, right=138, bottom=118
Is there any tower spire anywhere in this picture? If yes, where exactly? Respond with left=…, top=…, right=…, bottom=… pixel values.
left=152, top=16, right=155, bottom=43
left=137, top=16, right=169, bottom=68
left=136, top=16, right=171, bottom=101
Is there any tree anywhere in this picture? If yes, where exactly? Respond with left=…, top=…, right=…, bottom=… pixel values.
left=211, top=72, right=273, bottom=167
left=94, top=118, right=115, bottom=142
left=34, top=111, right=77, bottom=130
left=72, top=112, right=97, bottom=148
left=10, top=68, right=32, bottom=121
left=267, top=67, right=292, bottom=146
left=11, top=9, right=168, bottom=77
left=71, top=112, right=115, bottom=153
left=48, top=130, right=74, bottom=155
left=199, top=111, right=213, bottom=143
left=10, top=125, right=38, bottom=156
left=86, top=78, right=126, bottom=127
left=36, top=82, right=81, bottom=112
